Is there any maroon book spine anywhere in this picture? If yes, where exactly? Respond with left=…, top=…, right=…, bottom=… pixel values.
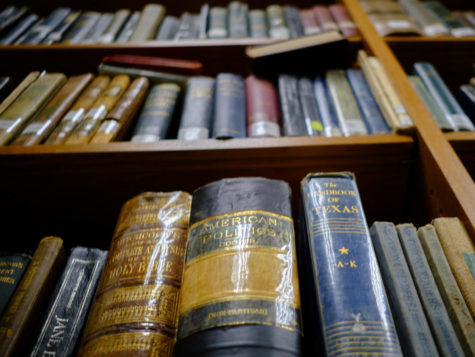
left=312, top=5, right=338, bottom=33
left=329, top=4, right=360, bottom=37
left=101, top=55, right=203, bottom=75
left=299, top=8, right=320, bottom=35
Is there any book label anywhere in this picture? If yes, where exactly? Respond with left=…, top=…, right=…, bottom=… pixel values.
left=248, top=121, right=280, bottom=137
left=97, top=120, right=119, bottom=135
left=177, top=127, right=209, bottom=140
left=462, top=253, right=475, bottom=280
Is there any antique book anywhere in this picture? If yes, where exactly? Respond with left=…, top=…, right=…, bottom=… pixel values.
left=42, top=11, right=81, bottom=45
left=91, top=77, right=149, bottom=143
left=81, top=12, right=114, bottom=44
left=61, top=11, right=101, bottom=44
left=0, top=13, right=39, bottom=45
left=368, top=13, right=421, bottom=36
left=325, top=69, right=368, bottom=136
left=396, top=223, right=464, bottom=356
left=0, top=77, right=12, bottom=103
left=458, top=84, right=475, bottom=121
left=328, top=4, right=360, bottom=37
left=44, top=76, right=110, bottom=145
left=299, top=8, right=320, bottom=35
left=130, top=82, right=181, bottom=142
left=19, top=7, right=71, bottom=44
left=0, top=237, right=65, bottom=357
left=13, top=73, right=93, bottom=146
left=414, top=62, right=475, bottom=131
left=398, top=0, right=448, bottom=37
left=278, top=74, right=307, bottom=136
left=0, top=253, right=31, bottom=317
left=0, top=73, right=66, bottom=145
left=312, top=5, right=339, bottom=33
left=0, top=71, right=40, bottom=116
left=177, top=77, right=215, bottom=140
left=423, top=1, right=475, bottom=37
left=212, top=73, right=246, bottom=139
left=228, top=1, right=248, bottom=38
left=97, top=9, right=130, bottom=44
left=313, top=76, right=342, bottom=137
left=249, top=9, right=268, bottom=38
left=245, top=75, right=281, bottom=137
left=30, top=247, right=107, bottom=357
left=197, top=4, right=209, bottom=39
left=174, top=13, right=199, bottom=40
left=346, top=69, right=390, bottom=134
left=115, top=10, right=140, bottom=42
left=175, top=177, right=302, bottom=356
left=77, top=192, right=192, bottom=356
left=283, top=5, right=304, bottom=38
left=417, top=224, right=475, bottom=357
left=129, top=3, right=165, bottom=41
left=298, top=77, right=324, bottom=136
left=207, top=6, right=227, bottom=38
left=300, top=174, right=402, bottom=356
left=370, top=222, right=437, bottom=357
left=155, top=15, right=180, bottom=40
left=432, top=217, right=475, bottom=319
left=266, top=4, right=290, bottom=39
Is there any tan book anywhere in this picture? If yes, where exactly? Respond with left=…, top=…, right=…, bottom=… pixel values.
left=360, top=0, right=404, bottom=14
left=0, top=237, right=66, bottom=357
left=0, top=73, right=67, bottom=145
left=12, top=73, right=94, bottom=146
left=44, top=76, right=110, bottom=145
left=432, top=217, right=475, bottom=320
left=65, top=74, right=130, bottom=145
left=129, top=3, right=166, bottom=41
left=0, top=71, right=41, bottom=116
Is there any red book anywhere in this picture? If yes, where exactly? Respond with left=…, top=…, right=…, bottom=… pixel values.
left=329, top=4, right=360, bottom=37
left=299, top=8, right=321, bottom=35
left=312, top=5, right=338, bottom=33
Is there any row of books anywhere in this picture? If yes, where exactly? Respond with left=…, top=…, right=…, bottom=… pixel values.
left=0, top=173, right=474, bottom=356
left=0, top=2, right=359, bottom=46
left=361, top=0, right=475, bottom=37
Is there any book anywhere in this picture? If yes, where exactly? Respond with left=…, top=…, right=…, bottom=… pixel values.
left=300, top=173, right=402, bottom=356
left=266, top=4, right=290, bottom=39
left=212, top=73, right=246, bottom=139
left=458, top=84, right=475, bottom=121
left=396, top=223, right=464, bottom=357
left=417, top=224, right=475, bottom=357
left=423, top=1, right=475, bottom=37
left=298, top=77, right=324, bottom=136
left=30, top=247, right=107, bottom=357
left=398, top=0, right=448, bottom=37
left=19, top=7, right=71, bottom=44
left=13, top=73, right=93, bottom=146
left=0, top=13, right=39, bottom=45
left=432, top=217, right=475, bottom=319
left=325, top=69, right=368, bottom=136
left=174, top=12, right=199, bottom=40
left=77, top=192, right=192, bottom=356
left=0, top=6, right=29, bottom=35
left=207, top=6, right=227, bottom=38
left=312, top=5, right=339, bottom=33
left=370, top=222, right=437, bottom=357
left=0, top=253, right=31, bottom=317
left=114, top=10, right=140, bottom=42
left=97, top=9, right=130, bottom=44
left=228, top=1, right=248, bottom=38
left=177, top=77, right=215, bottom=140
left=368, top=13, right=421, bottom=37
left=0, top=237, right=65, bottom=357
left=278, top=74, right=307, bottom=136
left=61, top=11, right=101, bottom=44
left=245, top=75, right=281, bottom=137
left=81, top=12, right=114, bottom=44
left=197, top=4, right=209, bottom=39
left=249, top=9, right=268, bottom=38
left=156, top=15, right=180, bottom=40
left=42, top=11, right=81, bottom=45
left=130, top=82, right=181, bottom=142
left=299, top=8, right=320, bottom=35
left=129, top=3, right=165, bottom=41
left=0, top=73, right=66, bottom=145
left=175, top=177, right=302, bottom=356
left=328, top=4, right=360, bottom=37
left=312, top=76, right=342, bottom=137
left=0, top=71, right=40, bottom=116
left=283, top=5, right=305, bottom=38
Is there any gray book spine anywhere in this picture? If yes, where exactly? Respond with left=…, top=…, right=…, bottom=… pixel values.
left=97, top=9, right=130, bottom=44
left=115, top=11, right=140, bottom=43
left=156, top=15, right=180, bottom=40
left=278, top=74, right=307, bottom=136
left=228, top=1, right=248, bottom=38
left=249, top=9, right=268, bottom=38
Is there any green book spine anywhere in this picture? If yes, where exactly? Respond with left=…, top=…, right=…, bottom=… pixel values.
left=207, top=7, right=227, bottom=38
left=423, top=1, right=475, bottom=37
left=0, top=253, right=31, bottom=317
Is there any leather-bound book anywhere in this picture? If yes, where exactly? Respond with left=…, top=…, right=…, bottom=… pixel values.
left=42, top=11, right=81, bottom=44
left=97, top=9, right=130, bottom=44
left=129, top=3, right=165, bottom=41
left=266, top=4, right=290, bottom=39
left=81, top=12, right=114, bottom=44
left=249, top=9, right=268, bottom=38
left=283, top=5, right=304, bottom=38
left=298, top=77, right=323, bottom=136
left=13, top=73, right=94, bottom=146
left=299, top=8, right=321, bottom=35
left=19, top=7, right=71, bottom=44
left=115, top=10, right=140, bottom=43
left=0, top=237, right=65, bottom=357
left=0, top=71, right=40, bottom=116
left=228, top=1, right=248, bottom=38
left=155, top=15, right=180, bottom=40
left=0, top=73, right=66, bottom=145
left=175, top=177, right=302, bottom=357
left=61, top=11, right=101, bottom=45
left=0, top=13, right=39, bottom=45
left=312, top=76, right=342, bottom=137
left=328, top=4, right=360, bottom=37
left=278, top=74, right=307, bottom=136
left=312, top=5, right=339, bottom=33
left=77, top=192, right=192, bottom=356
left=0, top=253, right=31, bottom=317
left=207, top=6, right=228, bottom=39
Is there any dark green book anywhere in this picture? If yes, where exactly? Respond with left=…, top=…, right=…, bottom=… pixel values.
left=0, top=253, right=31, bottom=317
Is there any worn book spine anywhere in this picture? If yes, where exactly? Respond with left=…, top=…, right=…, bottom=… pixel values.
left=312, top=5, right=339, bottom=33
left=175, top=177, right=302, bottom=357
left=13, top=73, right=93, bottom=146
left=249, top=9, right=268, bottom=38
left=417, top=224, right=475, bottom=357
left=212, top=73, right=246, bottom=139
left=197, top=4, right=209, bottom=39
left=0, top=237, right=65, bottom=357
left=207, top=6, right=227, bottom=38
left=115, top=10, right=140, bottom=42
left=283, top=5, right=304, bottom=38
left=43, top=11, right=81, bottom=44
left=298, top=77, right=323, bottom=136
left=81, top=12, right=114, bottom=44
left=432, top=217, right=475, bottom=319
left=19, top=7, right=71, bottom=44
left=312, top=76, right=342, bottom=137
left=368, top=13, right=422, bottom=37
left=245, top=75, right=281, bottom=137
left=0, top=71, right=40, bottom=116
left=346, top=69, right=390, bottom=134
left=97, top=9, right=130, bottom=44
left=0, top=253, right=31, bottom=317
left=328, top=4, right=360, bottom=37
left=300, top=174, right=402, bottom=357
left=228, top=1, right=248, bottom=38
left=130, top=82, right=181, bottom=142
left=129, top=3, right=165, bottom=41
left=155, top=15, right=180, bottom=40
left=77, top=192, right=191, bottom=357
left=299, top=8, right=320, bottom=35
left=396, top=223, right=464, bottom=356
left=174, top=13, right=199, bottom=41
left=62, top=11, right=100, bottom=44
left=370, top=222, right=438, bottom=357
left=0, top=73, right=66, bottom=145
left=30, top=247, right=107, bottom=357
left=423, top=1, right=475, bottom=37
left=278, top=74, right=307, bottom=136
left=0, top=13, right=39, bottom=45
left=398, top=0, right=448, bottom=37
left=266, top=4, right=289, bottom=39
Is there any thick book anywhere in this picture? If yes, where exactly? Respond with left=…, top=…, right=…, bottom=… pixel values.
left=42, top=11, right=81, bottom=45
left=396, top=223, right=464, bottom=357
left=77, top=192, right=192, bottom=356
left=30, top=247, right=107, bottom=357
left=432, top=217, right=475, bottom=319
left=212, top=73, right=246, bottom=139
left=300, top=173, right=402, bottom=356
left=130, top=82, right=181, bottom=142
left=129, top=3, right=165, bottom=41
left=0, top=253, right=31, bottom=317
left=249, top=9, right=268, bottom=38
left=312, top=76, right=342, bottom=137
left=328, top=4, right=360, bottom=37
left=283, top=5, right=304, bottom=38
left=81, top=12, right=114, bottom=44
left=312, top=5, right=339, bottom=33
left=115, top=10, right=140, bottom=42
left=97, top=9, right=130, bottom=44
left=177, top=77, right=215, bottom=140
left=370, top=222, right=438, bottom=357
left=458, top=84, right=475, bottom=121
left=61, top=11, right=101, bottom=44
left=266, top=4, right=290, bottom=39
left=228, top=1, right=248, bottom=38
left=299, top=8, right=320, bottom=35
left=19, top=7, right=71, bottom=44
left=423, top=1, right=475, bottom=37
left=175, top=177, right=302, bottom=356
left=0, top=71, right=40, bottom=116
left=155, top=15, right=180, bottom=40
left=0, top=237, right=65, bottom=357
left=298, top=77, right=324, bottom=136
left=278, top=74, right=307, bottom=136
left=399, top=0, right=448, bottom=37
left=0, top=13, right=39, bottom=45
left=207, top=6, right=227, bottom=38
left=417, top=224, right=475, bottom=357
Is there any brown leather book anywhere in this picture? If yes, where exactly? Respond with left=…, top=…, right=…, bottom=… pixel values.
left=12, top=73, right=94, bottom=146
left=0, top=237, right=65, bottom=357
left=0, top=71, right=40, bottom=116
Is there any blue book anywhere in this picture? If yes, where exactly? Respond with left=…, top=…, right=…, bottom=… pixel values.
left=300, top=173, right=402, bottom=356
left=370, top=222, right=439, bottom=357
left=396, top=223, right=465, bottom=356
left=312, top=77, right=342, bottom=137
left=212, top=73, right=246, bottom=139
left=346, top=69, right=391, bottom=134
left=19, top=7, right=71, bottom=44
left=0, top=13, right=39, bottom=45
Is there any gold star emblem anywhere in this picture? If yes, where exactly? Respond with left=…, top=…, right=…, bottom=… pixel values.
left=339, top=246, right=349, bottom=255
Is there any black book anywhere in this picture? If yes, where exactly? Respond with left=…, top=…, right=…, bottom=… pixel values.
left=0, top=252, right=31, bottom=317
left=278, top=74, right=308, bottom=136
left=0, top=13, right=39, bottom=45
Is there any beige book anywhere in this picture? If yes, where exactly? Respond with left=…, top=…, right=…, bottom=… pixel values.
left=0, top=72, right=41, bottom=116
left=129, top=4, right=165, bottom=41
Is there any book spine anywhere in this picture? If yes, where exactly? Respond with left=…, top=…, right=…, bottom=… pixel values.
left=78, top=192, right=191, bottom=357
left=115, top=11, right=140, bottom=43
left=312, top=5, right=338, bottom=33
left=129, top=4, right=165, bottom=41
left=97, top=9, right=130, bottom=44
left=245, top=75, right=281, bottom=137
left=0, top=237, right=65, bottom=357
left=283, top=5, right=304, bottom=38
left=298, top=77, right=323, bottom=136
left=312, top=76, right=342, bottom=137
left=228, top=1, right=248, bottom=38
left=155, top=15, right=180, bottom=40
left=266, top=4, right=290, bottom=39
left=0, top=6, right=28, bottom=33
left=300, top=174, right=402, bottom=357
left=417, top=224, right=475, bottom=357
left=328, top=4, right=360, bottom=37
left=30, top=247, right=107, bottom=357
left=0, top=253, right=31, bottom=316
left=43, top=11, right=81, bottom=44
left=19, top=7, right=71, bottom=44
left=175, top=177, right=302, bottom=356
left=0, top=13, right=39, bottom=45
left=398, top=0, right=448, bottom=37
left=62, top=11, right=100, bottom=44
left=278, top=74, right=307, bottom=136
left=207, top=7, right=228, bottom=39
left=249, top=9, right=268, bottom=38
left=423, top=1, right=475, bottom=37
left=396, top=223, right=464, bottom=357
left=174, top=13, right=198, bottom=41
left=177, top=77, right=215, bottom=140
left=196, top=4, right=209, bottom=40
left=299, top=8, right=320, bottom=35
left=0, top=71, right=40, bottom=116
left=131, top=82, right=181, bottom=142
left=81, top=12, right=114, bottom=44
left=212, top=73, right=246, bottom=139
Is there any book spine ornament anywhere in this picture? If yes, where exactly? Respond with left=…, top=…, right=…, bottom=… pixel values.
left=298, top=77, right=323, bottom=136
left=249, top=9, right=268, bottom=38
left=300, top=173, right=402, bottom=357
left=77, top=191, right=192, bottom=357
left=175, top=177, right=302, bottom=356
left=0, top=253, right=31, bottom=316
left=313, top=76, right=342, bottom=137
left=278, top=74, right=307, bottom=136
